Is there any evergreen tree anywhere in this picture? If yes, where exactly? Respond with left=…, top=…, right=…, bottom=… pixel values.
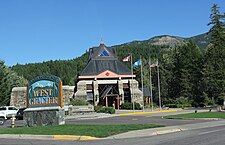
left=204, top=4, right=225, bottom=105
left=168, top=42, right=204, bottom=106
left=0, top=60, right=27, bottom=105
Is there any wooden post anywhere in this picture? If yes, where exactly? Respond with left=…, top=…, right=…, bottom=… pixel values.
left=26, top=84, right=29, bottom=108
left=106, top=96, right=108, bottom=107
left=59, top=80, right=63, bottom=108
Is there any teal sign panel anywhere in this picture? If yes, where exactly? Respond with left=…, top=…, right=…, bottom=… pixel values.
left=27, top=75, right=63, bottom=108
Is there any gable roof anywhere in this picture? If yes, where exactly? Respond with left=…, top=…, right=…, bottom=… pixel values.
left=80, top=59, right=132, bottom=76
left=79, top=43, right=132, bottom=77
left=88, top=43, right=116, bottom=61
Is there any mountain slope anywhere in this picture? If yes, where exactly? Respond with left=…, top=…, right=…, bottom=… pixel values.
left=123, top=32, right=210, bottom=49
left=188, top=33, right=210, bottom=49
left=11, top=32, right=210, bottom=85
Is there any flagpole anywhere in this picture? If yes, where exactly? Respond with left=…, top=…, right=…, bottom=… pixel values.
left=149, top=57, right=153, bottom=111
left=157, top=59, right=162, bottom=110
left=140, top=55, right=144, bottom=112
left=131, top=53, right=135, bottom=112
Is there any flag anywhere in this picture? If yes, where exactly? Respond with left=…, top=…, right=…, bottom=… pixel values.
left=150, top=60, right=158, bottom=67
left=133, top=59, right=141, bottom=67
left=122, top=55, right=130, bottom=61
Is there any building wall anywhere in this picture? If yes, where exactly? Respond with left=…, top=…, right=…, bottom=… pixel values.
left=10, top=86, right=75, bottom=109
left=75, top=78, right=143, bottom=106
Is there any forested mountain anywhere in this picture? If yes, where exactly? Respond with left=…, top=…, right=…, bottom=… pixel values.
left=122, top=32, right=210, bottom=49
left=10, top=32, right=211, bottom=107
left=11, top=33, right=209, bottom=86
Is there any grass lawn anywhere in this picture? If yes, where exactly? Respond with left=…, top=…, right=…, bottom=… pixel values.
left=165, top=112, right=225, bottom=119
left=0, top=124, right=163, bottom=138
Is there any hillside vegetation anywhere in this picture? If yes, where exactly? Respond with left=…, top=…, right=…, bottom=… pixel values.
left=0, top=60, right=27, bottom=105
left=1, top=4, right=224, bottom=107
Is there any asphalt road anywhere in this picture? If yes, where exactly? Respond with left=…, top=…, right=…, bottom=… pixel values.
left=0, top=125, right=225, bottom=145
left=66, top=115, right=214, bottom=126
left=1, top=114, right=214, bottom=128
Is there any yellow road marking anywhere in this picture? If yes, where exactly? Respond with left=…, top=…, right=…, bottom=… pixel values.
left=53, top=135, right=98, bottom=141
left=144, top=116, right=152, bottom=118
left=180, top=120, right=192, bottom=122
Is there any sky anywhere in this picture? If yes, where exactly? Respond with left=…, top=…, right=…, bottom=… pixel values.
left=0, top=0, right=225, bottom=66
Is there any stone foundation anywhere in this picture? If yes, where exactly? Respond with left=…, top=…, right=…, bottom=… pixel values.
left=75, top=79, right=143, bottom=107
left=24, top=106, right=65, bottom=127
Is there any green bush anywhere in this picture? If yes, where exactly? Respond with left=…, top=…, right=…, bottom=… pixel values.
left=121, top=102, right=141, bottom=110
left=177, top=104, right=192, bottom=108
left=95, top=106, right=115, bottom=114
left=104, top=107, right=116, bottom=114
left=69, top=98, right=88, bottom=106
left=145, top=102, right=157, bottom=108
left=165, top=103, right=192, bottom=108
left=165, top=97, right=192, bottom=108
left=165, top=104, right=177, bottom=108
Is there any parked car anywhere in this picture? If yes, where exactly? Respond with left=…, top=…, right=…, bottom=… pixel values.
left=0, top=117, right=5, bottom=125
left=16, top=108, right=26, bottom=120
left=0, top=106, right=18, bottom=119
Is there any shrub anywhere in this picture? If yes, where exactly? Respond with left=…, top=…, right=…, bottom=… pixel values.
left=69, top=98, right=88, bottom=106
left=145, top=102, right=157, bottom=108
left=95, top=106, right=115, bottom=114
left=165, top=103, right=192, bottom=108
left=165, top=104, right=177, bottom=108
left=177, top=104, right=192, bottom=108
left=121, top=102, right=141, bottom=110
left=104, top=107, right=116, bottom=114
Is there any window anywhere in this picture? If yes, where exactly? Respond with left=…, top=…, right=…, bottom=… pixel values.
left=0, top=107, right=6, bottom=111
left=98, top=48, right=111, bottom=56
left=8, top=107, right=17, bottom=110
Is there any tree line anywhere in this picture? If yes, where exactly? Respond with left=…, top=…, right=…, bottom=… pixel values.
left=0, top=60, right=27, bottom=105
left=1, top=4, right=224, bottom=107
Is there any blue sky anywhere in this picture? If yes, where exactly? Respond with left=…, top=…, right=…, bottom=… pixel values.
left=0, top=0, right=224, bottom=66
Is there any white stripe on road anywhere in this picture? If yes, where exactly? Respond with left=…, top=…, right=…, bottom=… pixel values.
left=198, top=128, right=225, bottom=135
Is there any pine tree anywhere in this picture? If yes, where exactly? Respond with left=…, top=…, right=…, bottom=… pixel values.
left=204, top=4, right=225, bottom=105
left=0, top=60, right=27, bottom=105
left=168, top=41, right=203, bottom=106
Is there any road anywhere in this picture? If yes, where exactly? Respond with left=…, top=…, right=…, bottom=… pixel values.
left=1, top=115, right=214, bottom=128
left=0, top=125, right=225, bottom=145
left=66, top=115, right=214, bottom=126
left=0, top=108, right=213, bottom=128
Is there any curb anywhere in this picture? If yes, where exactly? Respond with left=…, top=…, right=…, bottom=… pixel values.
left=53, top=135, right=99, bottom=140
left=165, top=117, right=223, bottom=121
left=119, top=110, right=177, bottom=116
left=0, top=134, right=99, bottom=141
left=151, top=128, right=185, bottom=135
left=106, top=127, right=184, bottom=139
left=106, top=120, right=225, bottom=139
left=0, top=134, right=54, bottom=140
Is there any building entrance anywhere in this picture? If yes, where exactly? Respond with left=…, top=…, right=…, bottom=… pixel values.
left=98, top=84, right=120, bottom=109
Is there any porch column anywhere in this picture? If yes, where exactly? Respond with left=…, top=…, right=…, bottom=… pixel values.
left=118, top=80, right=124, bottom=104
left=117, top=95, right=120, bottom=110
left=93, top=80, right=99, bottom=106
left=146, top=96, right=150, bottom=104
left=106, top=96, right=108, bottom=107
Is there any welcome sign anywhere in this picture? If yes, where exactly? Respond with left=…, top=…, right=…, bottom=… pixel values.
left=27, top=75, right=63, bottom=108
